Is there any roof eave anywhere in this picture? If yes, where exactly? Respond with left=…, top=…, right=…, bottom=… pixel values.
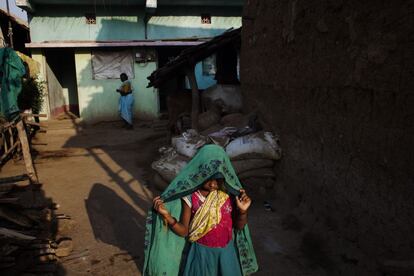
left=15, top=0, right=36, bottom=13
left=25, top=39, right=208, bottom=48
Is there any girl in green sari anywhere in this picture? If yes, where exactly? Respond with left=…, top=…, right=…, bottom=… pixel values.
left=143, top=145, right=258, bottom=275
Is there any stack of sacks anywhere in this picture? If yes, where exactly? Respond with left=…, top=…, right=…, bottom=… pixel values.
left=172, top=129, right=208, bottom=158
left=197, top=84, right=244, bottom=133
left=151, top=83, right=282, bottom=192
left=151, top=130, right=207, bottom=191
left=151, top=129, right=282, bottom=192
left=201, top=110, right=281, bottom=191
left=202, top=84, right=243, bottom=114
left=151, top=147, right=190, bottom=191
left=227, top=131, right=281, bottom=190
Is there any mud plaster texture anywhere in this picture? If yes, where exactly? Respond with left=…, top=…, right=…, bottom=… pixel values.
left=241, top=0, right=414, bottom=274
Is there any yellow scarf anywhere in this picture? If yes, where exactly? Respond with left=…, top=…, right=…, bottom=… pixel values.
left=188, top=190, right=229, bottom=242
left=121, top=81, right=132, bottom=93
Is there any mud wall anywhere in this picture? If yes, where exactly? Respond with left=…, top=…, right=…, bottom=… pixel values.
left=241, top=0, right=414, bottom=264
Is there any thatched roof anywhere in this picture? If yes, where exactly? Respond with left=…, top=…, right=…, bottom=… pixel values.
left=0, top=9, right=29, bottom=30
left=147, top=27, right=241, bottom=88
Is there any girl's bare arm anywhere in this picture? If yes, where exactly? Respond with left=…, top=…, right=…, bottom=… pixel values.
left=153, top=197, right=191, bottom=237
left=234, top=189, right=251, bottom=230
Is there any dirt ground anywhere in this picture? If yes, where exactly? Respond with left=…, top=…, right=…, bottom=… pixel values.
left=1, top=119, right=326, bottom=276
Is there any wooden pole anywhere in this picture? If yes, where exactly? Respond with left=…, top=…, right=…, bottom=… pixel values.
left=0, top=23, right=5, bottom=47
left=185, top=66, right=200, bottom=131
left=5, top=0, right=14, bottom=49
left=15, top=120, right=39, bottom=184
left=0, top=140, right=19, bottom=163
left=0, top=174, right=30, bottom=185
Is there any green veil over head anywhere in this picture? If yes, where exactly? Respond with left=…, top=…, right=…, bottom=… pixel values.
left=143, top=144, right=258, bottom=275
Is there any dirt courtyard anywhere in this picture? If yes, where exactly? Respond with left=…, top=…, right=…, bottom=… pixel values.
left=1, top=119, right=324, bottom=276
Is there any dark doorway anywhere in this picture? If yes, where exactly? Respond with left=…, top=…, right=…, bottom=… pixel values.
left=44, top=48, right=79, bottom=117
left=156, top=47, right=187, bottom=112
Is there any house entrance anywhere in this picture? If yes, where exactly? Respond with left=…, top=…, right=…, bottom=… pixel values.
left=156, top=47, right=187, bottom=113
left=44, top=48, right=79, bottom=118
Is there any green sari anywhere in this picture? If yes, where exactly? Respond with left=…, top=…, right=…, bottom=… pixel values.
left=143, top=145, right=258, bottom=275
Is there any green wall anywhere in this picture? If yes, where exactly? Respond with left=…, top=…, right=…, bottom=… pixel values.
left=30, top=5, right=146, bottom=42
left=74, top=49, right=158, bottom=123
left=29, top=4, right=242, bottom=122
left=29, top=5, right=241, bottom=42
left=147, top=16, right=241, bottom=40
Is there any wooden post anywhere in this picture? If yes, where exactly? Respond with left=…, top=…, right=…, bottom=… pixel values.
left=5, top=0, right=14, bottom=49
left=185, top=66, right=200, bottom=131
left=0, top=23, right=5, bottom=47
left=15, top=120, right=39, bottom=184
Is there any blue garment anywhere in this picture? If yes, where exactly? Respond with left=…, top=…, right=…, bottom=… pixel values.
left=119, top=93, right=134, bottom=125
left=183, top=240, right=243, bottom=276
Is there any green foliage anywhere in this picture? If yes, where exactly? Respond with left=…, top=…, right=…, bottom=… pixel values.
left=18, top=75, right=46, bottom=114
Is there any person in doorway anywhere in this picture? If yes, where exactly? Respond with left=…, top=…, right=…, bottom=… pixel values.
left=116, top=73, right=134, bottom=129
left=143, top=144, right=258, bottom=276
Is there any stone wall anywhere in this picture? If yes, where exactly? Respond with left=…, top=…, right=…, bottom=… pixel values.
left=241, top=0, right=414, bottom=271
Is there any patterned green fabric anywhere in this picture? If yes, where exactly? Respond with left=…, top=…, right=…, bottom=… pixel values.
left=0, top=48, right=26, bottom=120
left=143, top=144, right=258, bottom=276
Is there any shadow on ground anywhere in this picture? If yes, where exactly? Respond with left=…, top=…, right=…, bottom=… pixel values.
left=85, top=183, right=144, bottom=269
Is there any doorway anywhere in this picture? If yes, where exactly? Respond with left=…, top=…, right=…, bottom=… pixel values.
left=156, top=47, right=187, bottom=112
left=44, top=48, right=79, bottom=118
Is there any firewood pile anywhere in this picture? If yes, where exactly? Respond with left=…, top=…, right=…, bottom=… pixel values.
left=0, top=117, right=20, bottom=165
left=1, top=114, right=46, bottom=166
left=0, top=175, right=74, bottom=275
left=0, top=116, right=73, bottom=275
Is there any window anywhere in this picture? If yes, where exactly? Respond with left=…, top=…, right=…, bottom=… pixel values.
left=91, top=50, right=135, bottom=80
left=201, top=14, right=211, bottom=24
left=85, top=13, right=96, bottom=24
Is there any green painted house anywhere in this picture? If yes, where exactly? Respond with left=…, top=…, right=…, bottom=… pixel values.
left=16, top=0, right=242, bottom=122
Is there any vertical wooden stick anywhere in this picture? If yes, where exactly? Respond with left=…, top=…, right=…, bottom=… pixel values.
left=16, top=120, right=39, bottom=184
left=185, top=66, right=200, bottom=131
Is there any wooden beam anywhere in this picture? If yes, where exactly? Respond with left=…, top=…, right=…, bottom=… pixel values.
left=0, top=140, right=19, bottom=163
left=185, top=66, right=200, bottom=131
left=15, top=0, right=36, bottom=13
left=21, top=113, right=47, bottom=118
left=15, top=120, right=39, bottom=184
left=25, top=121, right=47, bottom=129
left=0, top=227, right=36, bottom=240
left=0, top=174, right=29, bottom=185
left=147, top=28, right=241, bottom=88
left=0, top=20, right=5, bottom=47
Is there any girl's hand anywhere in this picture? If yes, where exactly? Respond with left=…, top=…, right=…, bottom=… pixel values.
left=236, top=189, right=251, bottom=213
left=153, top=196, right=170, bottom=217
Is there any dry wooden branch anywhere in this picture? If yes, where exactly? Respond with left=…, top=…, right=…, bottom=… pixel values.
left=0, top=227, right=36, bottom=240
left=0, top=175, right=30, bottom=185
left=0, top=140, right=19, bottom=163
left=20, top=113, right=47, bottom=118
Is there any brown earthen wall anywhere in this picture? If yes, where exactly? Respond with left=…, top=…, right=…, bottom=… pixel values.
left=241, top=0, right=414, bottom=261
